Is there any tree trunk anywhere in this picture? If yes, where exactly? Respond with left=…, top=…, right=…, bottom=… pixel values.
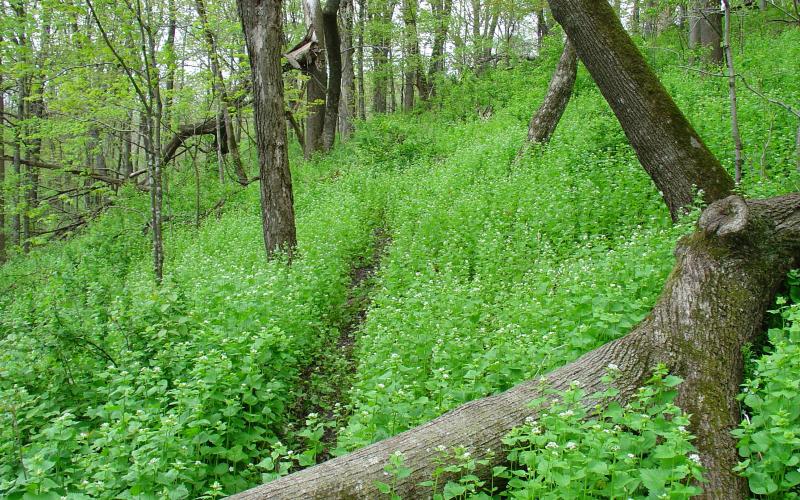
left=322, top=0, right=343, bottom=151
left=536, top=9, right=549, bottom=52
left=0, top=56, right=5, bottom=264
left=163, top=0, right=177, bottom=126
left=230, top=194, right=800, bottom=500
left=237, top=0, right=298, bottom=259
left=356, top=0, right=366, bottom=120
left=549, top=0, right=733, bottom=219
left=401, top=0, right=419, bottom=112
left=425, top=0, right=454, bottom=99
left=305, top=0, right=328, bottom=158
left=195, top=0, right=249, bottom=184
left=339, top=0, right=356, bottom=137
left=689, top=0, right=723, bottom=65
left=13, top=77, right=25, bottom=249
left=723, top=0, right=744, bottom=184
left=522, top=39, right=577, bottom=146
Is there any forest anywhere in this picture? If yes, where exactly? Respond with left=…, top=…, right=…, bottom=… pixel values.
left=0, top=0, right=799, bottom=497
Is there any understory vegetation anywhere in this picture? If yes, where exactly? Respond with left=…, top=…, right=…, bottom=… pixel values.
left=2, top=14, right=800, bottom=499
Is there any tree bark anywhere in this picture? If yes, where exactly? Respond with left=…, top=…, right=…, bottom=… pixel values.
left=0, top=54, right=5, bottom=264
left=305, top=0, right=328, bottom=158
left=339, top=0, right=356, bottom=137
left=689, top=0, right=723, bottom=65
left=549, top=0, right=734, bottom=219
left=522, top=39, right=577, bottom=146
left=356, top=0, right=366, bottom=120
left=401, top=0, right=419, bottom=112
left=230, top=194, right=800, bottom=500
left=237, top=0, right=298, bottom=259
left=322, top=0, right=343, bottom=151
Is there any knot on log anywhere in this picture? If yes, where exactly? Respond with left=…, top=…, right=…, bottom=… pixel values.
left=699, top=195, right=748, bottom=237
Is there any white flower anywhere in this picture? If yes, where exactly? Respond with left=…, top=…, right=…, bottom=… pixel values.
left=546, top=442, right=559, bottom=449
left=229, top=466, right=234, bottom=472
left=565, top=441, right=577, bottom=451
left=689, top=453, right=702, bottom=465
left=436, top=444, right=447, bottom=452
left=607, top=363, right=620, bottom=371
left=558, top=410, right=574, bottom=418
left=525, top=416, right=537, bottom=425
left=442, top=373, right=449, bottom=379
left=531, top=426, right=541, bottom=434
left=627, top=453, right=636, bottom=459
left=377, top=383, right=385, bottom=389
left=678, top=426, right=687, bottom=433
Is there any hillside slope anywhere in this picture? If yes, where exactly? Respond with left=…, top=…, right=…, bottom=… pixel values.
left=1, top=19, right=799, bottom=498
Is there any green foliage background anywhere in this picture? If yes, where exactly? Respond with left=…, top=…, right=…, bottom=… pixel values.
left=1, top=13, right=800, bottom=499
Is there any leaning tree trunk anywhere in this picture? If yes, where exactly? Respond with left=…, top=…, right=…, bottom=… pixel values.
left=548, top=0, right=733, bottom=219
left=230, top=193, right=800, bottom=499
left=520, top=38, right=577, bottom=151
left=237, top=0, right=297, bottom=259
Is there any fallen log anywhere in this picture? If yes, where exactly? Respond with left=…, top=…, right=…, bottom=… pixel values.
left=231, top=193, right=800, bottom=499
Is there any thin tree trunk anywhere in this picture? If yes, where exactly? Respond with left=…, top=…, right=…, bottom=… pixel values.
left=237, top=0, right=298, bottom=259
left=426, top=0, right=454, bottom=98
left=322, top=0, right=343, bottom=151
left=536, top=10, right=549, bottom=53
left=13, top=78, right=25, bottom=249
left=357, top=0, right=366, bottom=119
left=163, top=0, right=177, bottom=126
left=195, top=0, right=249, bottom=184
left=723, top=0, right=744, bottom=183
left=522, top=39, right=577, bottom=147
left=550, top=0, right=733, bottom=219
left=339, top=0, right=356, bottom=136
left=230, top=194, right=800, bottom=500
left=0, top=55, right=5, bottom=264
left=402, top=0, right=418, bottom=112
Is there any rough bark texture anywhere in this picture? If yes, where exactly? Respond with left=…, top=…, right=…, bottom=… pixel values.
left=338, top=0, right=356, bottom=137
left=230, top=193, right=800, bottom=499
left=548, top=0, right=734, bottom=219
left=238, top=0, right=298, bottom=259
left=524, top=39, right=577, bottom=145
left=305, top=0, right=328, bottom=158
left=322, top=0, right=343, bottom=151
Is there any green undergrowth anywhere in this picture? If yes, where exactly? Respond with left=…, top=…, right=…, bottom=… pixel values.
left=1, top=12, right=800, bottom=499
left=734, top=273, right=800, bottom=498
left=379, top=366, right=704, bottom=499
